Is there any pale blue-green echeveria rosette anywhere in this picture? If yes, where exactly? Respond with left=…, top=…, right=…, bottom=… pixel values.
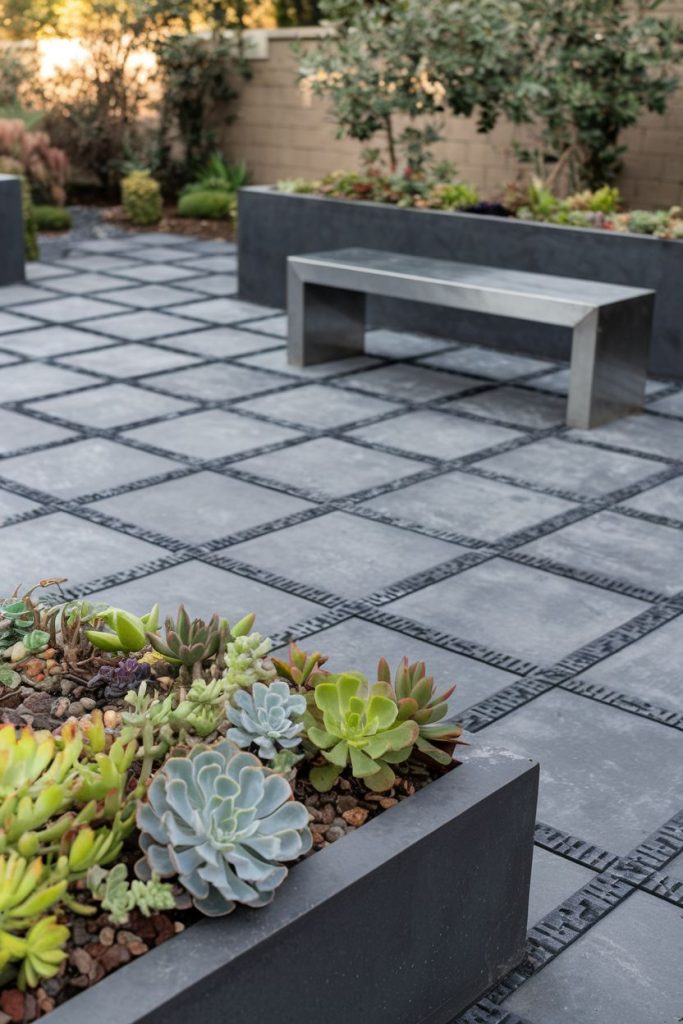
left=227, top=680, right=306, bottom=760
left=135, top=740, right=312, bottom=915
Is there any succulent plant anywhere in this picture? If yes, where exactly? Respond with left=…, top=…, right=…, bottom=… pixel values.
left=271, top=643, right=329, bottom=690
left=86, top=604, right=160, bottom=655
left=378, top=657, right=464, bottom=766
left=222, top=633, right=276, bottom=695
left=87, top=863, right=175, bottom=925
left=0, top=597, right=35, bottom=653
left=306, top=674, right=419, bottom=792
left=147, top=606, right=227, bottom=678
left=0, top=722, right=138, bottom=871
left=87, top=657, right=151, bottom=700
left=227, top=680, right=306, bottom=761
left=171, top=677, right=229, bottom=738
left=0, top=852, right=69, bottom=990
left=136, top=740, right=311, bottom=915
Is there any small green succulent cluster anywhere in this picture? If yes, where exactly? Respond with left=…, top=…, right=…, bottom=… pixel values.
left=87, top=864, right=175, bottom=925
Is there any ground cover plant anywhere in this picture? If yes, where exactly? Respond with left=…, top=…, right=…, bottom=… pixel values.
left=0, top=581, right=462, bottom=1018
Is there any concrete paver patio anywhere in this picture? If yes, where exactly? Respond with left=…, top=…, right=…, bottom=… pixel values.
left=1, top=227, right=682, bottom=1024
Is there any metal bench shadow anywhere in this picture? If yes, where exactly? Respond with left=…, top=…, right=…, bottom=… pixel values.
left=287, top=248, right=655, bottom=429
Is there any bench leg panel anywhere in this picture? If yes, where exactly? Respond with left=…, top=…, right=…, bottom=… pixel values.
left=567, top=296, right=653, bottom=430
left=288, top=268, right=366, bottom=367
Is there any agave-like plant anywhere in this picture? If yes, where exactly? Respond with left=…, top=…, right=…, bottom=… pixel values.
left=227, top=680, right=306, bottom=761
left=85, top=604, right=160, bottom=654
left=271, top=643, right=329, bottom=690
left=305, top=673, right=419, bottom=792
left=378, top=657, right=464, bottom=766
left=136, top=740, right=311, bottom=915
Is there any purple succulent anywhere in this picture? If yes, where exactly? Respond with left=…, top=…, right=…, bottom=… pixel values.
left=87, top=657, right=150, bottom=700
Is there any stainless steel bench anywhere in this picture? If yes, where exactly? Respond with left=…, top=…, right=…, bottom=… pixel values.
left=287, top=247, right=655, bottom=429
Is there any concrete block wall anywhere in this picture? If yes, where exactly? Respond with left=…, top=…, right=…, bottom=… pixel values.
left=221, top=21, right=683, bottom=208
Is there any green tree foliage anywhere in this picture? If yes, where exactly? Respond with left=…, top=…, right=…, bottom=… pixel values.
left=515, top=0, right=683, bottom=189
left=298, top=0, right=531, bottom=171
left=274, top=0, right=320, bottom=25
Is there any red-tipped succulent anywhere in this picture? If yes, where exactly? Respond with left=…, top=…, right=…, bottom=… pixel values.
left=377, top=656, right=464, bottom=766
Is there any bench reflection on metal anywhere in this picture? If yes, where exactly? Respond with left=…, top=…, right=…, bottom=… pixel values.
left=287, top=248, right=654, bottom=429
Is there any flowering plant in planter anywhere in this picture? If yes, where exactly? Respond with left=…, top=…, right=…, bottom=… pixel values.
left=0, top=582, right=463, bottom=1016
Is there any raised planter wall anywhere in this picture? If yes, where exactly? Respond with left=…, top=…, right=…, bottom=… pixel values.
left=47, top=747, right=538, bottom=1024
left=0, top=175, right=25, bottom=286
left=238, top=187, right=683, bottom=379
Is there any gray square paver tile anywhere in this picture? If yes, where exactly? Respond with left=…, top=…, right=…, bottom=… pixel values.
left=238, top=383, right=401, bottom=429
left=47, top=273, right=129, bottom=295
left=108, top=264, right=202, bottom=284
left=479, top=688, right=683, bottom=853
left=73, top=239, right=142, bottom=254
left=0, top=352, right=18, bottom=366
left=173, top=275, right=237, bottom=298
left=0, top=363, right=100, bottom=400
left=224, top=511, right=464, bottom=599
left=0, top=311, right=40, bottom=333
left=569, top=412, right=683, bottom=458
left=27, top=383, right=194, bottom=429
left=238, top=349, right=377, bottom=378
left=348, top=363, right=486, bottom=403
left=94, top=284, right=208, bottom=309
left=146, top=363, right=283, bottom=401
left=0, top=283, right=55, bottom=305
left=620, top=473, right=683, bottom=520
left=384, top=558, right=647, bottom=665
left=0, top=489, right=42, bottom=522
left=348, top=410, right=522, bottom=460
left=646, top=389, right=683, bottom=416
left=57, top=343, right=200, bottom=378
left=168, top=297, right=279, bottom=325
left=506, top=890, right=683, bottom=1023
left=276, top=616, right=516, bottom=717
left=122, top=409, right=303, bottom=459
left=420, top=345, right=553, bottom=381
left=0, top=409, right=74, bottom=453
left=527, top=848, right=594, bottom=928
left=177, top=255, right=238, bottom=274
left=0, top=511, right=167, bottom=584
left=365, top=329, right=451, bottom=360
left=11, top=295, right=128, bottom=323
left=0, top=326, right=114, bottom=357
left=574, top=612, right=683, bottom=710
left=235, top=437, right=422, bottom=499
left=158, top=328, right=282, bottom=359
left=0, top=438, right=177, bottom=500
left=86, top=560, right=320, bottom=633
left=474, top=437, right=662, bottom=498
left=519, top=510, right=683, bottom=595
left=127, top=246, right=193, bottom=262
left=532, top=367, right=667, bottom=398
left=79, top=310, right=204, bottom=341
left=362, top=470, right=576, bottom=541
left=240, top=313, right=287, bottom=338
left=56, top=256, right=139, bottom=273
left=87, top=471, right=313, bottom=543
left=25, top=262, right=73, bottom=280
left=127, top=232, right=192, bottom=246
left=446, top=385, right=566, bottom=428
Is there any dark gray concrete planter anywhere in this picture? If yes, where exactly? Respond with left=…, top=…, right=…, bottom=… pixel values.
left=47, top=746, right=538, bottom=1024
left=238, top=186, right=683, bottom=378
left=0, top=175, right=25, bottom=286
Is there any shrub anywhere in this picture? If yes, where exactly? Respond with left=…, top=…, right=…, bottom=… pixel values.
left=177, top=189, right=234, bottom=220
left=0, top=119, right=68, bottom=205
left=121, top=169, right=163, bottom=226
left=181, top=154, right=249, bottom=196
left=33, top=205, right=71, bottom=231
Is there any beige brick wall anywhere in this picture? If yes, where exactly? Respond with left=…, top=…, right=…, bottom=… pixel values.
left=222, top=23, right=683, bottom=208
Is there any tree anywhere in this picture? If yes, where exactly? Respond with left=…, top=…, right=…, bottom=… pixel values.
left=298, top=0, right=531, bottom=172
left=515, top=0, right=683, bottom=190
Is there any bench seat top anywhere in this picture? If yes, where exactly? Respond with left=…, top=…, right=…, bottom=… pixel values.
left=289, top=248, right=654, bottom=329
